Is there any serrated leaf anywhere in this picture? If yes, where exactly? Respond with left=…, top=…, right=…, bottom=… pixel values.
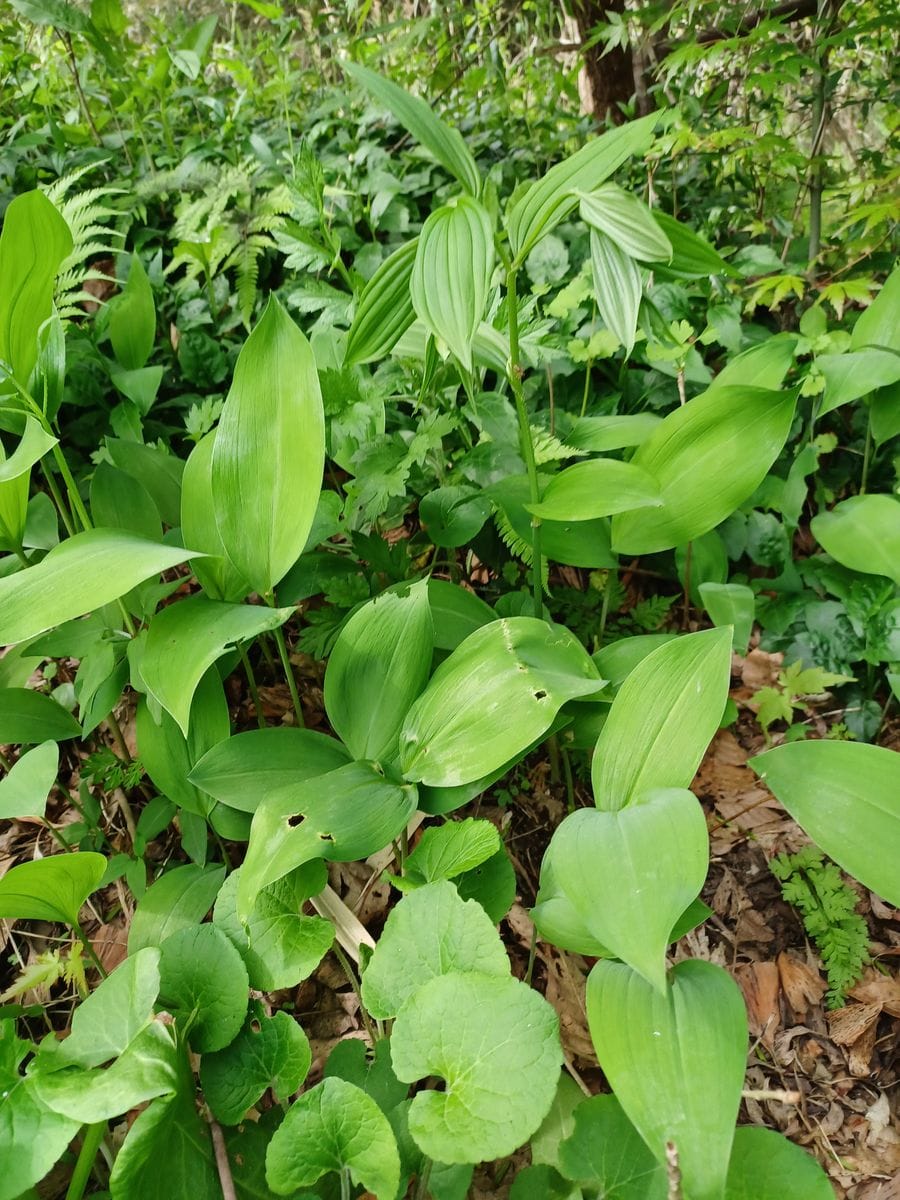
left=345, top=238, right=418, bottom=365
left=589, top=228, right=642, bottom=355
left=401, top=819, right=500, bottom=887
left=526, top=458, right=661, bottom=521
left=157, top=923, right=248, bottom=1052
left=810, top=493, right=900, bottom=585
left=0, top=851, right=105, bottom=927
left=557, top=1094, right=665, bottom=1198
left=201, top=1008, right=311, bottom=1125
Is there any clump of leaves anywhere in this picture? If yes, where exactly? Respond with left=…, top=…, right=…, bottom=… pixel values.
left=81, top=747, right=145, bottom=793
left=771, top=847, right=870, bottom=1007
left=752, top=661, right=855, bottom=741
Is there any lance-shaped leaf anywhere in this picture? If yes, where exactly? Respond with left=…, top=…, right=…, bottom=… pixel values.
left=810, top=493, right=900, bottom=585
left=507, top=112, right=658, bottom=264
left=589, top=229, right=642, bottom=355
left=750, top=740, right=900, bottom=907
left=543, top=789, right=708, bottom=992
left=128, top=863, right=225, bottom=955
left=400, top=617, right=602, bottom=788
left=201, top=1007, right=311, bottom=1126
left=592, top=627, right=731, bottom=810
left=0, top=529, right=198, bottom=646
left=700, top=582, right=755, bottom=654
left=181, top=432, right=250, bottom=601
left=0, top=740, right=57, bottom=819
left=578, top=184, right=672, bottom=262
left=109, top=252, right=156, bottom=371
left=211, top=294, right=325, bottom=595
left=344, top=61, right=480, bottom=196
left=526, top=458, right=662, bottom=522
left=0, top=416, right=57, bottom=483
left=567, top=412, right=662, bottom=452
left=708, top=334, right=797, bottom=392
left=410, top=197, right=494, bottom=373
left=611, top=386, right=798, bottom=554
left=816, top=349, right=900, bottom=416
left=0, top=688, right=80, bottom=743
left=725, top=1126, right=834, bottom=1199
left=391, top=972, right=563, bottom=1163
left=266, top=1076, right=401, bottom=1200
left=324, top=580, right=433, bottom=763
left=0, top=852, right=106, bottom=927
left=345, top=238, right=418, bottom=365
left=0, top=190, right=72, bottom=386
left=141, top=594, right=294, bottom=735
left=850, top=263, right=900, bottom=352
left=647, top=211, right=735, bottom=278
left=586, top=960, right=747, bottom=1200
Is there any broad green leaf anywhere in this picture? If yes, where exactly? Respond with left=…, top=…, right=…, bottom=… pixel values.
left=391, top=971, right=563, bottom=1163
left=0, top=416, right=57, bottom=483
left=578, top=184, right=672, bottom=262
left=90, top=461, right=161, bottom=542
left=871, top=381, right=900, bottom=445
left=0, top=190, right=72, bottom=386
left=586, top=960, right=747, bottom=1200
left=492, top=473, right=618, bottom=569
left=324, top=580, right=433, bottom=763
left=567, top=412, right=662, bottom=452
left=507, top=113, right=658, bottom=264
left=419, top=485, right=492, bottom=548
left=557, top=1094, right=666, bottom=1198
left=589, top=228, right=642, bottom=355
left=427, top=577, right=494, bottom=650
left=543, top=789, right=708, bottom=991
left=267, top=1076, right=400, bottom=1199
left=850, top=265, right=900, bottom=352
left=647, top=211, right=735, bottom=278
left=0, top=851, right=105, bottom=926
left=592, top=627, right=731, bottom=810
left=526, top=458, right=662, bottom=522
left=238, top=760, right=418, bottom=918
left=455, top=846, right=518, bottom=922
left=398, top=818, right=500, bottom=889
left=108, top=253, right=155, bottom=371
left=211, top=295, right=325, bottom=595
left=400, top=618, right=602, bottom=787
left=810, top=494, right=900, bottom=584
left=699, top=582, right=755, bottom=654
left=707, top=334, right=797, bottom=393
left=213, top=865, right=333, bottom=991
left=0, top=688, right=80, bottom=743
left=361, top=881, right=510, bottom=1019
left=181, top=432, right=250, bottom=601
left=345, top=62, right=480, bottom=196
left=0, top=740, right=57, bottom=819
left=107, top=438, right=184, bottom=528
left=725, top=1126, right=833, bottom=1199
left=189, top=726, right=350, bottom=813
left=158, top=923, right=249, bottom=1052
left=410, top=197, right=494, bottom=373
left=201, top=1007, right=310, bottom=1125
left=128, top=863, right=225, bottom=955
left=817, top=349, right=900, bottom=416
left=0, top=529, right=197, bottom=646
left=345, top=238, right=418, bottom=365
left=509, top=1165, right=577, bottom=1200
left=324, top=1037, right=409, bottom=1115
left=529, top=1073, right=583, bottom=1172
left=142, top=594, right=294, bottom=735
left=750, top=740, right=900, bottom=907
left=592, top=634, right=677, bottom=699
left=612, top=386, right=798, bottom=554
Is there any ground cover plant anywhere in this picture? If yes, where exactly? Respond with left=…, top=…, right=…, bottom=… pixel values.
left=0, top=1, right=898, bottom=1197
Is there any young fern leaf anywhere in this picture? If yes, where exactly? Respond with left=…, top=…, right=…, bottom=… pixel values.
left=42, top=167, right=124, bottom=319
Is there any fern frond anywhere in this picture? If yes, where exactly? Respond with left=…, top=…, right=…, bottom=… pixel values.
left=531, top=425, right=586, bottom=466
left=492, top=504, right=549, bottom=589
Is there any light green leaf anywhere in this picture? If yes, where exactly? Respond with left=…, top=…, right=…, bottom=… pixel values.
left=0, top=417, right=57, bottom=483
left=128, top=863, right=226, bottom=955
left=725, top=1126, right=833, bottom=1199
left=707, top=334, right=797, bottom=393
left=543, top=789, right=708, bottom=991
left=345, top=62, right=480, bottom=196
left=90, top=462, right=162, bottom=542
left=361, top=881, right=510, bottom=1019
left=0, top=851, right=105, bottom=926
left=399, top=818, right=501, bottom=888
left=455, top=847, right=518, bottom=923
left=699, top=582, right=755, bottom=654
left=592, top=634, right=677, bottom=699
left=586, top=960, right=747, bottom=1200
left=567, top=413, right=662, bottom=453
left=106, top=439, right=184, bottom=527
left=810, top=493, right=900, bottom=584
left=201, top=1007, right=311, bottom=1125
left=612, top=386, right=798, bottom=554
left=427, top=577, right=494, bottom=650
left=324, top=580, right=433, bottom=763
left=0, top=740, right=57, bottom=819
left=557, top=1094, right=666, bottom=1198
left=157, top=923, right=249, bottom=1052
left=345, top=238, right=418, bottom=365
left=589, top=228, right=642, bottom=355
left=648, top=211, right=735, bottom=278
left=142, top=594, right=294, bottom=736
left=0, top=529, right=198, bottom=646
left=410, top=197, right=494, bottom=373
left=817, top=349, right=900, bottom=416
left=592, top=627, right=732, bottom=810
left=108, top=253, right=155, bottom=371
left=578, top=184, right=672, bottom=262
left=391, top=971, right=563, bottom=1163
left=850, top=265, right=900, bottom=352
left=266, top=1075, right=401, bottom=1200
left=526, top=458, right=661, bottom=522
left=181, top=432, right=250, bottom=601
left=750, top=740, right=900, bottom=907
left=400, top=618, right=602, bottom=788
left=419, top=485, right=492, bottom=548
left=211, top=294, right=325, bottom=595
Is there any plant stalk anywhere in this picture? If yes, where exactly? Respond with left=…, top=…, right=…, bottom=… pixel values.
left=414, top=1157, right=434, bottom=1200
left=238, top=644, right=266, bottom=728
left=271, top=622, right=305, bottom=728
left=332, top=942, right=379, bottom=1045
left=65, top=1121, right=107, bottom=1200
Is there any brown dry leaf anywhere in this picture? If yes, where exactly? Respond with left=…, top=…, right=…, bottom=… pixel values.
left=737, top=648, right=784, bottom=693
left=505, top=903, right=537, bottom=950
left=847, top=1020, right=880, bottom=1077
left=737, top=961, right=780, bottom=1048
left=779, top=951, right=827, bottom=1019
left=856, top=1175, right=900, bottom=1200
left=712, top=865, right=752, bottom=921
left=851, top=970, right=900, bottom=1019
left=544, top=950, right=595, bottom=1062
left=92, top=922, right=128, bottom=974
left=830, top=1002, right=883, bottom=1046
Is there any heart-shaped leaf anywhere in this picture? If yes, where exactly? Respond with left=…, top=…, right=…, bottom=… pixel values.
left=0, top=851, right=105, bottom=927
left=157, top=923, right=248, bottom=1053
left=557, top=1094, right=665, bottom=1198
left=0, top=740, right=57, bottom=819
left=200, top=1007, right=311, bottom=1125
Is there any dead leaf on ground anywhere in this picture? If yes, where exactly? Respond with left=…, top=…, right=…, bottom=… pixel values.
left=737, top=960, right=780, bottom=1048
left=851, top=970, right=900, bottom=1018
left=779, top=951, right=827, bottom=1019
left=735, top=648, right=784, bottom=694
left=543, top=950, right=594, bottom=1063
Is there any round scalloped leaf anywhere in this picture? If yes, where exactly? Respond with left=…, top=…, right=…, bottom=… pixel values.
left=725, top=1126, right=833, bottom=1199
left=390, top=971, right=563, bottom=1163
left=557, top=1094, right=665, bottom=1197
left=157, top=924, right=248, bottom=1053
left=200, top=1008, right=311, bottom=1125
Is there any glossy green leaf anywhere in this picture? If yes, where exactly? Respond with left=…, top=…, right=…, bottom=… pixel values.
left=850, top=264, right=900, bottom=352
left=0, top=741, right=56, bottom=819
left=725, top=1126, right=833, bottom=1199
left=211, top=294, right=325, bottom=594
left=181, top=431, right=251, bottom=601
left=90, top=461, right=161, bottom=542
left=592, top=627, right=731, bottom=810
left=345, top=61, right=479, bottom=196
left=106, top=438, right=184, bottom=528
left=410, top=196, right=494, bottom=373
left=507, top=113, right=658, bottom=264
left=492, top=474, right=618, bottom=568
left=128, top=863, right=225, bottom=955
left=158, top=923, right=248, bottom=1052
left=870, top=381, right=900, bottom=445
left=324, top=580, right=433, bottom=763
left=0, top=529, right=197, bottom=646
left=750, top=740, right=900, bottom=907
left=391, top=971, right=563, bottom=1163
left=527, top=458, right=661, bottom=521
left=400, top=618, right=602, bottom=787
left=345, top=238, right=418, bottom=365
left=0, top=416, right=57, bottom=483
left=810, top=493, right=900, bottom=584
left=0, top=190, right=72, bottom=386
left=592, top=633, right=677, bottom=699
left=612, top=386, right=798, bottom=554
left=709, top=334, right=797, bottom=393
left=361, top=881, right=510, bottom=1019
left=543, top=789, right=708, bottom=991
left=427, top=577, right=494, bottom=650
left=699, top=581, right=755, bottom=654
left=0, top=687, right=79, bottom=743
left=817, top=349, right=900, bottom=416
left=108, top=252, right=155, bottom=371
left=201, top=1007, right=311, bottom=1125
left=589, top=228, right=642, bottom=355
left=419, top=485, right=492, bottom=548
left=578, top=184, right=672, bottom=262
left=455, top=846, right=518, bottom=922
left=398, top=818, right=500, bottom=889
left=509, top=1165, right=578, bottom=1200
left=586, top=960, right=747, bottom=1200
left=0, top=851, right=105, bottom=926
left=557, top=1094, right=665, bottom=1198
left=567, top=413, right=661, bottom=453
left=142, top=594, right=294, bottom=735
left=648, top=211, right=735, bottom=278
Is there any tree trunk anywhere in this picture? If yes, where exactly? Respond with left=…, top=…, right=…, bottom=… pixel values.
left=569, top=0, right=643, bottom=123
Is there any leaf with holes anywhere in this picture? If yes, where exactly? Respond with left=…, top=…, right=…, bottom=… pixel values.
left=201, top=1007, right=311, bottom=1125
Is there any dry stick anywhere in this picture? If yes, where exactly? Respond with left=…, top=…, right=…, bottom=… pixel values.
left=209, top=1117, right=238, bottom=1200
left=60, top=29, right=102, bottom=145
left=743, top=1087, right=802, bottom=1103
left=665, top=1142, right=682, bottom=1200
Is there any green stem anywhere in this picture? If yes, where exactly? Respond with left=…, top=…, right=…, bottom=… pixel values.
left=0, top=747, right=12, bottom=772
left=65, top=1121, right=107, bottom=1200
left=860, top=412, right=873, bottom=495
left=41, top=460, right=76, bottom=538
left=339, top=1167, right=351, bottom=1200
left=13, top=545, right=30, bottom=568
left=238, top=644, right=266, bottom=729
left=561, top=744, right=575, bottom=815
left=73, top=922, right=107, bottom=980
left=506, top=266, right=543, bottom=619
left=271, top=622, right=305, bottom=728
left=414, top=1157, right=434, bottom=1200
